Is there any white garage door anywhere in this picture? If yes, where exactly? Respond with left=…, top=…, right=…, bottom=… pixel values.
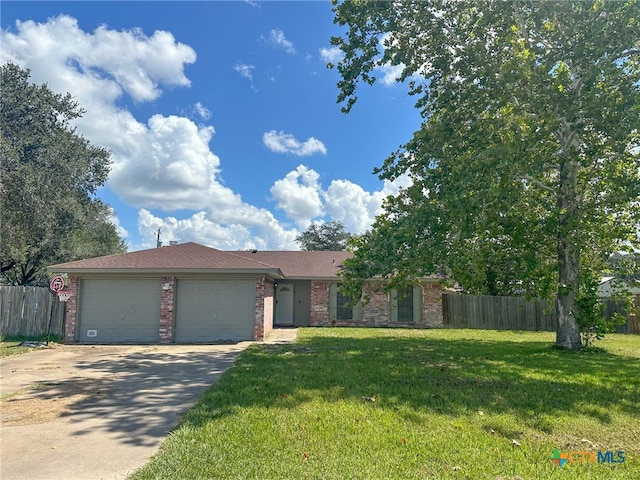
left=175, top=279, right=255, bottom=342
left=78, top=279, right=161, bottom=342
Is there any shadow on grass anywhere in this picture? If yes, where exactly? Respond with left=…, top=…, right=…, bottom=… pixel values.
left=184, top=330, right=640, bottom=433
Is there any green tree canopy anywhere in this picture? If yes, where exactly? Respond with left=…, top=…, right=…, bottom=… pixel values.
left=1, top=63, right=126, bottom=285
left=295, top=221, right=352, bottom=251
left=331, top=0, right=640, bottom=349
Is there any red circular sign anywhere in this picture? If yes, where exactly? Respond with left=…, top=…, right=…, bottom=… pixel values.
left=49, top=275, right=65, bottom=293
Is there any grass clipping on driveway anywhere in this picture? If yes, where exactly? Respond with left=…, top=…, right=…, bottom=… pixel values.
left=130, top=329, right=640, bottom=480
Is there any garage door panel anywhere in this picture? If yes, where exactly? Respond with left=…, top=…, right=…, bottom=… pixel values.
left=175, top=279, right=254, bottom=342
left=79, top=279, right=160, bottom=342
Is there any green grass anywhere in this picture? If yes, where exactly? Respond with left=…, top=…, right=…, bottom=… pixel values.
left=0, top=335, right=60, bottom=357
left=130, top=328, right=640, bottom=480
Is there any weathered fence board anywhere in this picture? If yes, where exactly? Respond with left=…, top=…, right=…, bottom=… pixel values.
left=443, top=293, right=639, bottom=334
left=0, top=286, right=65, bottom=338
left=605, top=296, right=640, bottom=334
left=443, top=293, right=556, bottom=331
left=631, top=297, right=640, bottom=334
left=632, top=295, right=640, bottom=334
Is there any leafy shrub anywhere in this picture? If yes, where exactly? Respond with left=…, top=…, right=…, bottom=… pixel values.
left=576, top=272, right=626, bottom=347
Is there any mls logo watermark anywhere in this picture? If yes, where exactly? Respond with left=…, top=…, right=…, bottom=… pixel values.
left=550, top=449, right=625, bottom=467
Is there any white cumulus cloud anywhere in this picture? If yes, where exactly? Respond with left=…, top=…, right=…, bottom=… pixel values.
left=108, top=114, right=220, bottom=209
left=377, top=63, right=405, bottom=86
left=263, top=130, right=327, bottom=156
left=0, top=15, right=195, bottom=102
left=269, top=166, right=412, bottom=234
left=233, top=62, right=254, bottom=80
left=0, top=16, right=300, bottom=248
left=233, top=62, right=257, bottom=91
left=1, top=15, right=410, bottom=251
left=137, top=209, right=298, bottom=251
left=324, top=174, right=411, bottom=234
left=107, top=207, right=129, bottom=239
left=193, top=102, right=211, bottom=120
left=319, top=46, right=343, bottom=65
left=267, top=28, right=296, bottom=54
left=375, top=32, right=426, bottom=86
left=270, top=165, right=324, bottom=229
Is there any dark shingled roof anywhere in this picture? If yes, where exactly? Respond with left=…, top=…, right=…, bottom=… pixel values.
left=48, top=242, right=352, bottom=279
left=233, top=250, right=353, bottom=279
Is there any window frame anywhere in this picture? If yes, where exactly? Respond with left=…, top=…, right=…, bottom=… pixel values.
left=329, top=283, right=362, bottom=321
left=390, top=284, right=422, bottom=323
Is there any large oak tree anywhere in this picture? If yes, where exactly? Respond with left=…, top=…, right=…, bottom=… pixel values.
left=331, top=1, right=640, bottom=349
left=1, top=63, right=126, bottom=285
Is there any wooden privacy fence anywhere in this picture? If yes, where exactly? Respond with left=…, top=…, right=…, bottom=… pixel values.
left=0, top=286, right=65, bottom=338
left=442, top=293, right=640, bottom=334
left=443, top=293, right=556, bottom=331
left=603, top=295, right=640, bottom=334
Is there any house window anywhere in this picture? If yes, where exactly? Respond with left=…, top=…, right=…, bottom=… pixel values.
left=336, top=289, right=353, bottom=320
left=391, top=284, right=422, bottom=323
left=329, top=283, right=362, bottom=321
left=396, top=286, right=414, bottom=322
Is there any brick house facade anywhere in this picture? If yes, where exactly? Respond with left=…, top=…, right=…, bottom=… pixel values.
left=53, top=243, right=443, bottom=344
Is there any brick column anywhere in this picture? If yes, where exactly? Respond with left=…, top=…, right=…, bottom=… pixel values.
left=159, top=277, right=175, bottom=343
left=254, top=277, right=274, bottom=341
left=63, top=276, right=80, bottom=343
left=360, top=282, right=390, bottom=325
left=422, top=282, right=443, bottom=327
left=310, top=282, right=330, bottom=326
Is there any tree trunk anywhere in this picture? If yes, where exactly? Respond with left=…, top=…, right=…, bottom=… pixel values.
left=556, top=238, right=582, bottom=349
left=555, top=157, right=583, bottom=349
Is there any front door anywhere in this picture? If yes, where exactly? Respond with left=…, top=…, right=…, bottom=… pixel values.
left=275, top=283, right=294, bottom=325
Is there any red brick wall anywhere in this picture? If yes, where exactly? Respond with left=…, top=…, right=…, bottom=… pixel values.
left=361, top=282, right=390, bottom=324
left=422, top=282, right=443, bottom=327
left=310, top=281, right=330, bottom=326
left=64, top=276, right=80, bottom=342
left=254, top=276, right=274, bottom=341
left=159, top=276, right=175, bottom=343
left=310, top=280, right=444, bottom=329
left=264, top=279, right=274, bottom=338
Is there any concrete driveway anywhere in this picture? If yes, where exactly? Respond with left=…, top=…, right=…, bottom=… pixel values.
left=1, top=342, right=254, bottom=480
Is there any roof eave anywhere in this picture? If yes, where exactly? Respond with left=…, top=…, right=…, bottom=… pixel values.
left=361, top=276, right=443, bottom=284
left=280, top=276, right=342, bottom=281
left=47, top=267, right=284, bottom=278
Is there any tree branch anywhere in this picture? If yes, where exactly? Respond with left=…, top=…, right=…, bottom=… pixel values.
left=512, top=1, right=529, bottom=44
left=610, top=47, right=640, bottom=62
left=0, top=259, right=16, bottom=273
left=520, top=175, right=557, bottom=194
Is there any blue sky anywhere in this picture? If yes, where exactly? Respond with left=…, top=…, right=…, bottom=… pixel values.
left=1, top=1, right=422, bottom=251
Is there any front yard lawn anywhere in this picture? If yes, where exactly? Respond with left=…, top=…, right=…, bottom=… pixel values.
left=130, top=328, right=640, bottom=479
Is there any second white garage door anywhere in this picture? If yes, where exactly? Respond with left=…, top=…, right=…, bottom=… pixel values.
left=175, top=279, right=255, bottom=342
